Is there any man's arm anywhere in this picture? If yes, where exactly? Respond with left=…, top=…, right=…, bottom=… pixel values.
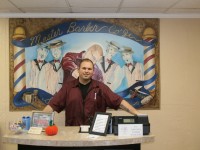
left=120, top=99, right=140, bottom=115
left=43, top=105, right=53, bottom=112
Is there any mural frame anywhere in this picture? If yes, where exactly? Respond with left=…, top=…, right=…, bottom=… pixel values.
left=9, top=18, right=160, bottom=111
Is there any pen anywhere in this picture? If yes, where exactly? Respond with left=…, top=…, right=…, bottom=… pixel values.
left=94, top=92, right=97, bottom=100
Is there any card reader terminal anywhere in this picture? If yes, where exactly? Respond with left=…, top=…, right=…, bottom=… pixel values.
left=112, top=115, right=150, bottom=135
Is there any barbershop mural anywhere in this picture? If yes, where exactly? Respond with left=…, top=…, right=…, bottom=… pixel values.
left=9, top=19, right=159, bottom=111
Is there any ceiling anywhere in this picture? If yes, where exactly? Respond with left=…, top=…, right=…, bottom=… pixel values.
left=0, top=0, right=200, bottom=18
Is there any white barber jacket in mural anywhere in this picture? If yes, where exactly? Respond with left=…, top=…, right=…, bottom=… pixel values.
left=96, top=57, right=123, bottom=91
left=26, top=60, right=51, bottom=92
left=46, top=60, right=64, bottom=95
left=123, top=62, right=144, bottom=88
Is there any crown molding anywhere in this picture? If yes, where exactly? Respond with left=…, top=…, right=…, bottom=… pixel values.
left=0, top=13, right=200, bottom=18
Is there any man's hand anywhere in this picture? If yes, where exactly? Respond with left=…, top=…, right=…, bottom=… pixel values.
left=120, top=100, right=140, bottom=115
left=43, top=105, right=53, bottom=112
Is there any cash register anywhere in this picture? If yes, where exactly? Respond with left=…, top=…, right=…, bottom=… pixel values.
left=110, top=115, right=150, bottom=135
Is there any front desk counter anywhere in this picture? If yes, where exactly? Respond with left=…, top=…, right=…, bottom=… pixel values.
left=2, top=126, right=155, bottom=150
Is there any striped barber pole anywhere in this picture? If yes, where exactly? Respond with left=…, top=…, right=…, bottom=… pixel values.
left=13, top=46, right=26, bottom=94
left=143, top=27, right=157, bottom=96
left=13, top=27, right=26, bottom=94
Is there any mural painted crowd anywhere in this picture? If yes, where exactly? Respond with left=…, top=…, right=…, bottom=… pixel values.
left=26, top=40, right=144, bottom=96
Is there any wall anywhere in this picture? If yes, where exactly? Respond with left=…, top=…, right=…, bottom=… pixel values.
left=0, top=18, right=200, bottom=150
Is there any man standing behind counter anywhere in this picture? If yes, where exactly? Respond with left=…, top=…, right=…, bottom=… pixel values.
left=43, top=58, right=140, bottom=126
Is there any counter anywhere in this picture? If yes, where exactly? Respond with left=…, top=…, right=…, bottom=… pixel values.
left=2, top=126, right=155, bottom=150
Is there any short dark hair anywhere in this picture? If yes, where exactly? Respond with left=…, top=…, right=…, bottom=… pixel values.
left=79, top=58, right=94, bottom=69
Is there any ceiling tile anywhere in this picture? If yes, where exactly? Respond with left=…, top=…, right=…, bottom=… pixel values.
left=172, top=0, right=200, bottom=8
left=122, top=0, right=178, bottom=8
left=68, top=0, right=121, bottom=7
left=0, top=8, right=21, bottom=13
left=21, top=7, right=71, bottom=13
left=10, top=0, right=69, bottom=8
left=0, top=0, right=200, bottom=15
left=167, top=8, right=200, bottom=13
left=72, top=7, right=118, bottom=13
left=119, top=7, right=166, bottom=13
left=0, top=0, right=21, bottom=13
left=0, top=0, right=17, bottom=8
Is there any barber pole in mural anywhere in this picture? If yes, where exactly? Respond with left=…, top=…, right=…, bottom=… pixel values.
left=143, top=27, right=157, bottom=97
left=12, top=27, right=26, bottom=95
